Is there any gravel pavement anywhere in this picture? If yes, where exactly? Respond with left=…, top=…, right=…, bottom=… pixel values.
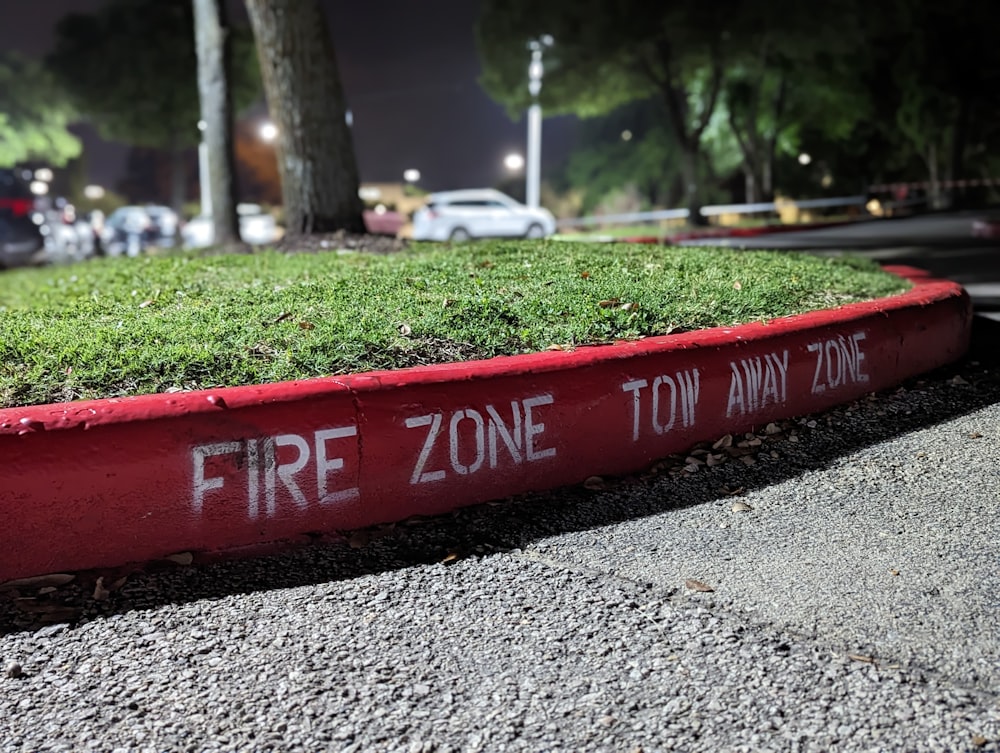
left=1, top=316, right=998, bottom=753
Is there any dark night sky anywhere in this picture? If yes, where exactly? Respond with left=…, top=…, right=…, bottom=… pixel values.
left=0, top=0, right=579, bottom=194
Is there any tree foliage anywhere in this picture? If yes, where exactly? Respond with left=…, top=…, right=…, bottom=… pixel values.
left=48, top=0, right=259, bottom=152
left=480, top=0, right=1000, bottom=207
left=0, top=52, right=81, bottom=168
left=478, top=0, right=738, bottom=218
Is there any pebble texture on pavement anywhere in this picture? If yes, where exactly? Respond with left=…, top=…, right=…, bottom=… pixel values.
left=1, top=316, right=998, bottom=752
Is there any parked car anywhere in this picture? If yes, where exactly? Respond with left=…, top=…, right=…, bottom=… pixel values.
left=101, top=205, right=179, bottom=256
left=0, top=169, right=45, bottom=268
left=182, top=204, right=280, bottom=248
left=411, top=188, right=557, bottom=242
left=39, top=203, right=98, bottom=263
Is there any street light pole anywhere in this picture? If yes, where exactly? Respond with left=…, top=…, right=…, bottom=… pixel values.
left=197, top=120, right=212, bottom=218
left=526, top=35, right=552, bottom=210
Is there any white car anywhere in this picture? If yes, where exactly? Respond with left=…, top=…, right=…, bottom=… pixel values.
left=411, top=188, right=556, bottom=242
left=182, top=204, right=279, bottom=248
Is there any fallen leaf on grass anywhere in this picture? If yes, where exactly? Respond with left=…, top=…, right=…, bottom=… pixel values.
left=138, top=299, right=154, bottom=308
left=580, top=271, right=591, bottom=279
left=598, top=298, right=621, bottom=308
left=732, top=280, right=743, bottom=290
left=398, top=323, right=412, bottom=336
left=441, top=552, right=460, bottom=564
left=270, top=311, right=292, bottom=325
left=685, top=579, right=714, bottom=593
left=969, top=432, right=984, bottom=439
left=971, top=735, right=989, bottom=748
left=889, top=569, right=900, bottom=576
left=298, top=321, right=315, bottom=331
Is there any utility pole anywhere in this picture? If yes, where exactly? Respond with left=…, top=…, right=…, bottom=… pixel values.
left=526, top=35, right=552, bottom=210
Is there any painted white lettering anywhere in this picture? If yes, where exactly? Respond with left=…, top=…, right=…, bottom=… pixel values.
left=406, top=413, right=446, bottom=484
left=825, top=339, right=843, bottom=388
left=726, top=362, right=746, bottom=417
left=192, top=442, right=242, bottom=513
left=771, top=349, right=789, bottom=400
left=523, top=394, right=556, bottom=461
left=621, top=379, right=648, bottom=442
left=808, top=342, right=825, bottom=394
left=315, top=426, right=360, bottom=504
left=449, top=409, right=486, bottom=475
left=264, top=434, right=310, bottom=515
left=652, top=374, right=678, bottom=434
left=851, top=332, right=869, bottom=383
left=680, top=369, right=700, bottom=427
left=625, top=371, right=699, bottom=440
left=728, top=351, right=789, bottom=416
left=809, top=331, right=869, bottom=394
left=486, top=402, right=523, bottom=468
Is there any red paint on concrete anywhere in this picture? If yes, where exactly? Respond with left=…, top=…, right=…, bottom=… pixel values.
left=0, top=270, right=971, bottom=580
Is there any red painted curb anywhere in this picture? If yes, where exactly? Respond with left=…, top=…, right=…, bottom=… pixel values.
left=0, top=269, right=971, bottom=581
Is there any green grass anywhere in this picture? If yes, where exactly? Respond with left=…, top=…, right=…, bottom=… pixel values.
left=0, top=241, right=909, bottom=408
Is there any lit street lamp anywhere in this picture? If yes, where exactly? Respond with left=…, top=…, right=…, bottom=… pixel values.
left=403, top=168, right=421, bottom=183
left=504, top=152, right=525, bottom=172
left=525, top=34, right=553, bottom=209
left=260, top=121, right=279, bottom=142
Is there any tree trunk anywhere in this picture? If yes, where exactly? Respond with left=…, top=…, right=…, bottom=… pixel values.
left=193, top=0, right=240, bottom=245
left=744, top=169, right=757, bottom=204
left=680, top=147, right=707, bottom=225
left=244, top=0, right=364, bottom=235
left=761, top=159, right=773, bottom=201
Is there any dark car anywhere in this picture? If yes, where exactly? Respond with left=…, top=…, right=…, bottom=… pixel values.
left=0, top=169, right=44, bottom=268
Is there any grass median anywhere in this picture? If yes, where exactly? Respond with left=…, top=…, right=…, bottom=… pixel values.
left=0, top=241, right=909, bottom=408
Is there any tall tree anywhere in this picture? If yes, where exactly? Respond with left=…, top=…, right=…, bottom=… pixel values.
left=715, top=0, right=869, bottom=202
left=478, top=0, right=738, bottom=222
left=885, top=0, right=1000, bottom=205
left=243, top=0, right=365, bottom=235
left=48, top=0, right=258, bottom=212
left=193, top=0, right=240, bottom=245
left=562, top=99, right=683, bottom=213
left=0, top=52, right=81, bottom=168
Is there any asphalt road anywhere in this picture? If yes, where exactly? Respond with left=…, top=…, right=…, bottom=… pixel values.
left=684, top=209, right=1000, bottom=310
left=0, top=222, right=998, bottom=752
